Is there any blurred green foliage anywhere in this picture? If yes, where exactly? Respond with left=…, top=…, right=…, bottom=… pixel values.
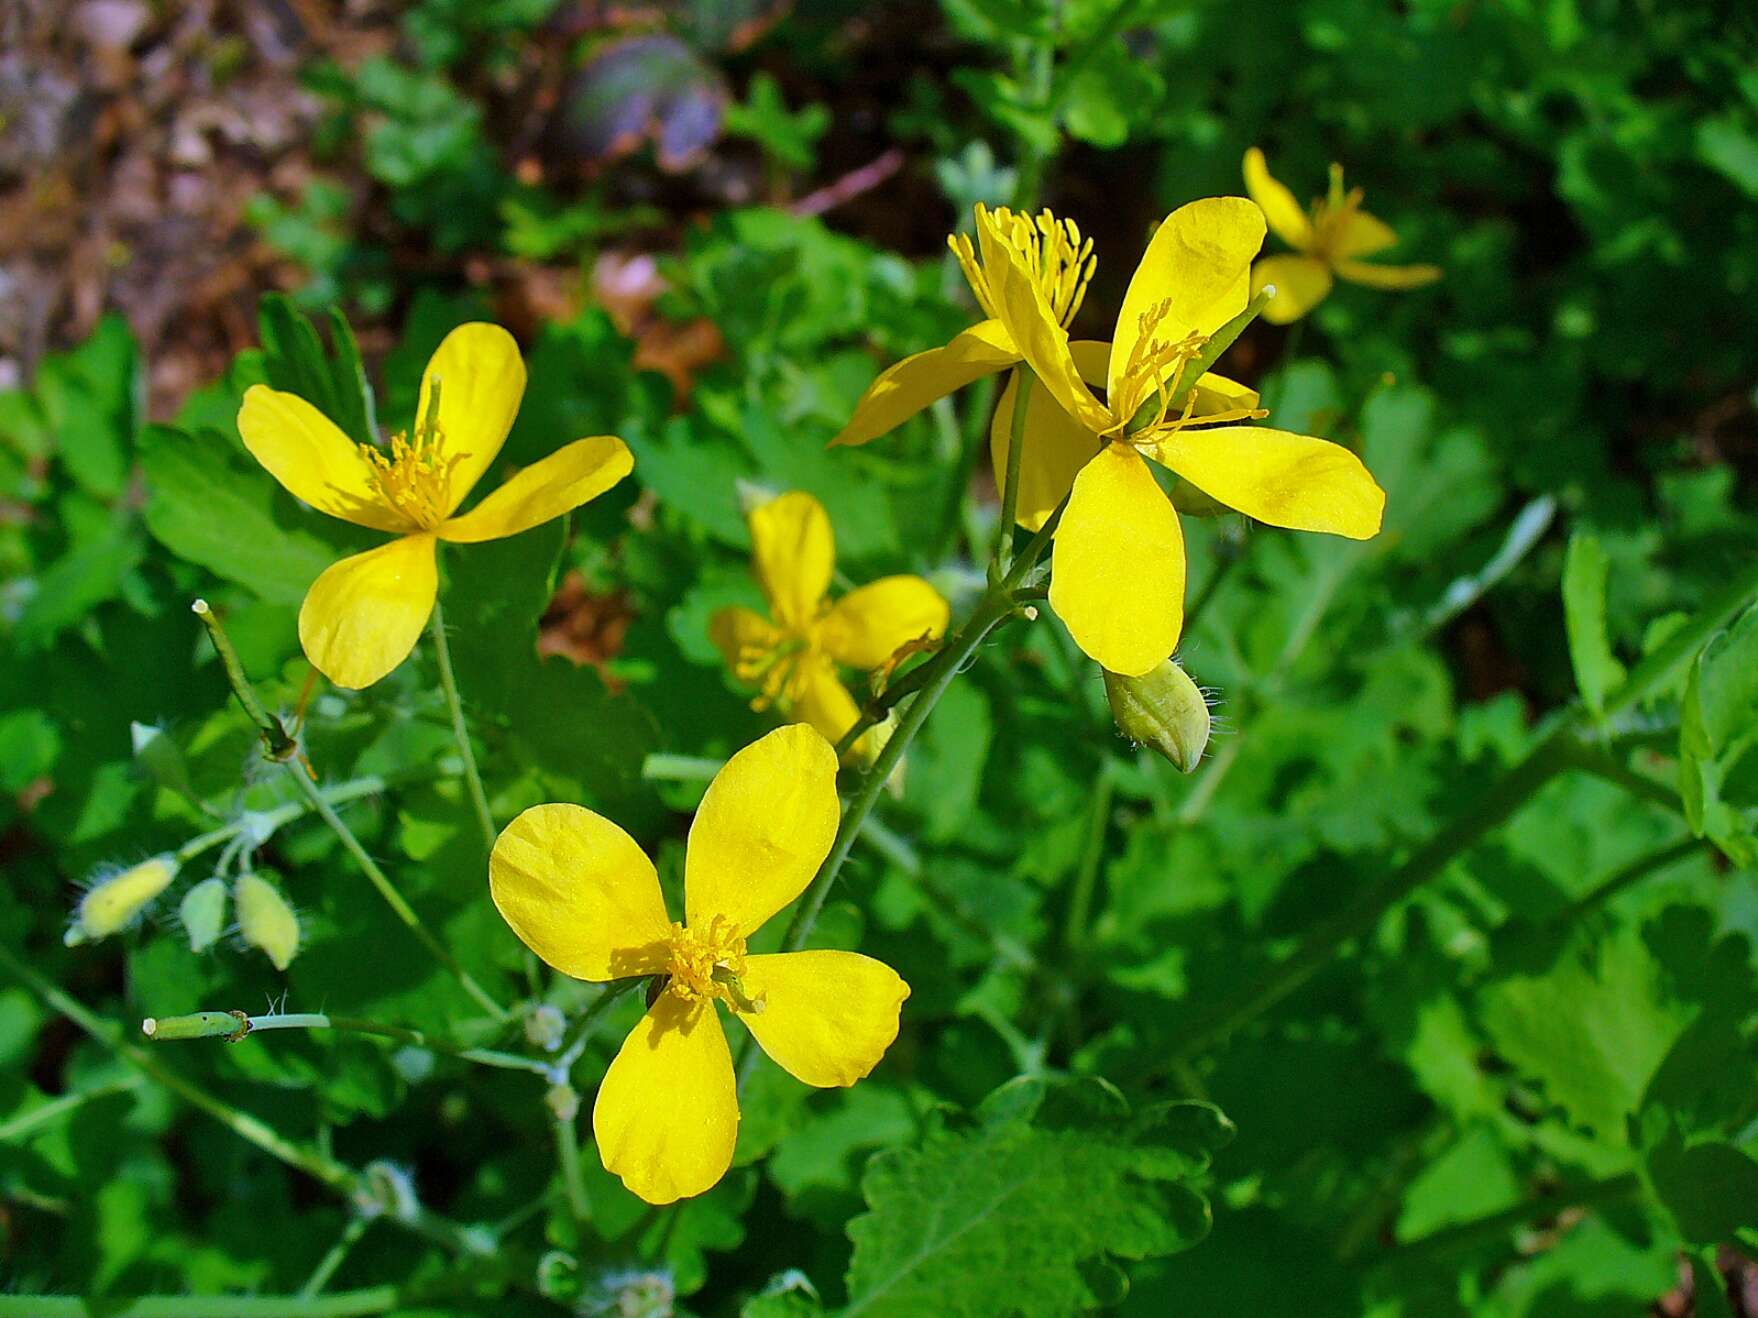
left=3, top=0, right=1758, bottom=1314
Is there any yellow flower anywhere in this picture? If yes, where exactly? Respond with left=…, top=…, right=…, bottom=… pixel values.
left=709, top=491, right=949, bottom=759
left=1243, top=147, right=1441, bottom=324
left=979, top=197, right=1387, bottom=676
left=237, top=323, right=634, bottom=689
left=830, top=204, right=1096, bottom=448
left=489, top=724, right=909, bottom=1205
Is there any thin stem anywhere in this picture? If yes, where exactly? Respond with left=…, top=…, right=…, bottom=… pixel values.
left=192, top=599, right=298, bottom=761
left=0, top=1290, right=407, bottom=1318
left=833, top=649, right=950, bottom=760
left=1568, top=836, right=1704, bottom=917
left=640, top=754, right=726, bottom=783
left=1157, top=557, right=1758, bottom=1070
left=1565, top=742, right=1686, bottom=817
left=1063, top=761, right=1116, bottom=956
left=284, top=766, right=509, bottom=1022
left=143, top=1011, right=550, bottom=1077
left=993, top=369, right=1032, bottom=579
left=175, top=767, right=454, bottom=867
left=557, top=979, right=643, bottom=1070
left=1387, top=1173, right=1641, bottom=1266
left=0, top=1076, right=142, bottom=1142
left=299, top=1215, right=373, bottom=1298
left=554, top=1109, right=592, bottom=1235
left=429, top=599, right=495, bottom=854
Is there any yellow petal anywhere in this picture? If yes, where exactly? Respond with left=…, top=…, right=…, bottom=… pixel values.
left=749, top=491, right=833, bottom=630
left=684, top=724, right=840, bottom=936
left=1252, top=254, right=1334, bottom=324
left=1109, top=197, right=1264, bottom=402
left=979, top=227, right=1114, bottom=435
left=489, top=802, right=673, bottom=982
left=415, top=323, right=527, bottom=515
left=739, top=951, right=909, bottom=1087
left=1145, top=425, right=1384, bottom=540
left=708, top=605, right=784, bottom=673
left=830, top=320, right=1019, bottom=447
left=1331, top=208, right=1400, bottom=258
left=237, top=385, right=410, bottom=533
left=990, top=344, right=1107, bottom=531
left=1050, top=444, right=1185, bottom=676
left=298, top=533, right=437, bottom=689
left=1243, top=147, right=1313, bottom=250
left=593, top=993, right=737, bottom=1204
left=793, top=653, right=869, bottom=756
left=439, top=436, right=632, bottom=543
left=1334, top=259, right=1443, bottom=289
left=1190, top=371, right=1261, bottom=415
left=818, top=577, right=949, bottom=669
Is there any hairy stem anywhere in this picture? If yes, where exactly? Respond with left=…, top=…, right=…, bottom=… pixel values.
left=429, top=599, right=496, bottom=854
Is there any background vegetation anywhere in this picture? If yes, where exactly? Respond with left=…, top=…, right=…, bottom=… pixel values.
left=3, top=0, right=1758, bottom=1313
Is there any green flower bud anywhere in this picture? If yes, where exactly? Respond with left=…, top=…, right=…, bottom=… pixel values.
left=524, top=1003, right=566, bottom=1052
left=66, top=856, right=178, bottom=945
left=179, top=876, right=228, bottom=953
left=545, top=1082, right=580, bottom=1123
left=1103, top=659, right=1212, bottom=773
left=234, top=872, right=300, bottom=971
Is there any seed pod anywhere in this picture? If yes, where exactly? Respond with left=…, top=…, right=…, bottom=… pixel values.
left=66, top=856, right=178, bottom=946
left=179, top=876, right=228, bottom=953
left=234, top=872, right=300, bottom=970
left=1103, top=658, right=1212, bottom=773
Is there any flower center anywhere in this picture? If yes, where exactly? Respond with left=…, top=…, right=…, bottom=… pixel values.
left=950, top=204, right=1095, bottom=329
left=1305, top=163, right=1365, bottom=262
left=725, top=621, right=824, bottom=714
left=665, top=915, right=760, bottom=1012
left=1109, top=300, right=1270, bottom=446
left=359, top=425, right=461, bottom=530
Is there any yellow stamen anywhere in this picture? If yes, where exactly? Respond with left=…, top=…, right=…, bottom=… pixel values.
left=1305, top=163, right=1369, bottom=261
left=948, top=203, right=1095, bottom=329
left=358, top=425, right=461, bottom=529
left=664, top=915, right=760, bottom=1012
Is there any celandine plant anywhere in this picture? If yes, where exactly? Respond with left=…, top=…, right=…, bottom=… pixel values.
left=12, top=31, right=1758, bottom=1308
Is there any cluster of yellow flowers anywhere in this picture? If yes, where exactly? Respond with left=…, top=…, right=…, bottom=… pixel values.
left=234, top=161, right=1427, bottom=1204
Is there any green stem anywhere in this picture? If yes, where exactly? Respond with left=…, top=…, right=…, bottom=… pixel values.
left=429, top=599, right=495, bottom=854
left=192, top=600, right=297, bottom=761
left=143, top=1011, right=550, bottom=1076
left=0, top=1076, right=141, bottom=1142
left=1387, top=1173, right=1641, bottom=1266
left=1564, top=742, right=1686, bottom=817
left=557, top=979, right=643, bottom=1069
left=0, top=1290, right=407, bottom=1318
left=993, top=370, right=1032, bottom=579
left=283, top=765, right=509, bottom=1022
left=555, top=1108, right=592, bottom=1234
left=640, top=754, right=727, bottom=783
left=1063, top=761, right=1116, bottom=955
left=1568, top=836, right=1704, bottom=917
left=299, top=1214, right=373, bottom=1298
left=1160, top=556, right=1758, bottom=1070
left=174, top=769, right=452, bottom=868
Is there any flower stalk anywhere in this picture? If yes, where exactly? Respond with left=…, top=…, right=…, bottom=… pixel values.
left=428, top=597, right=496, bottom=852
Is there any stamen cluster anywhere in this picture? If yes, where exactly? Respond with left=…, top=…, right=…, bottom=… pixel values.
left=359, top=426, right=461, bottom=529
left=950, top=204, right=1095, bottom=329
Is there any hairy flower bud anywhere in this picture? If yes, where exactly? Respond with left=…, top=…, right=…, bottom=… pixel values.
left=234, top=872, right=300, bottom=970
left=1103, top=659, right=1212, bottom=772
left=66, top=856, right=178, bottom=946
left=179, top=876, right=228, bottom=953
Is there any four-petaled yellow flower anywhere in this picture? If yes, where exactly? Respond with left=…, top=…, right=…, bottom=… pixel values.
left=709, top=491, right=949, bottom=758
left=1244, top=147, right=1441, bottom=324
left=971, top=197, right=1388, bottom=676
left=238, top=323, right=633, bottom=689
left=490, top=724, right=909, bottom=1204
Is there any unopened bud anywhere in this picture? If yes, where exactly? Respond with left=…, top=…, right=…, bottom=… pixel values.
left=180, top=876, right=228, bottom=953
left=545, top=1082, right=580, bottom=1123
left=234, top=872, right=300, bottom=970
left=360, top=1160, right=419, bottom=1221
left=524, top=1003, right=566, bottom=1052
left=1103, top=659, right=1212, bottom=773
left=66, top=856, right=178, bottom=945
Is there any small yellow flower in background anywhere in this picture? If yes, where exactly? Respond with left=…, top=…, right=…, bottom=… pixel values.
left=709, top=491, right=949, bottom=759
left=490, top=724, right=909, bottom=1204
left=830, top=204, right=1095, bottom=448
left=238, top=323, right=634, bottom=689
left=976, top=196, right=1387, bottom=677
left=1243, top=147, right=1441, bottom=324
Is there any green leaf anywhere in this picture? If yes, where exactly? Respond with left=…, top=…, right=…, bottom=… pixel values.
left=1647, top=1136, right=1758, bottom=1245
left=843, top=1076, right=1230, bottom=1316
left=1562, top=531, right=1627, bottom=716
left=138, top=424, right=365, bottom=603
left=1678, top=603, right=1758, bottom=861
left=33, top=314, right=138, bottom=499
left=258, top=294, right=378, bottom=445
